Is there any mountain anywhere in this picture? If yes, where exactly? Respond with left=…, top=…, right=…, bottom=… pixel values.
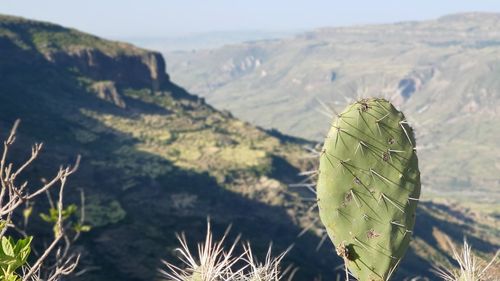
left=165, top=12, right=500, bottom=211
left=0, top=14, right=497, bottom=281
left=125, top=30, right=298, bottom=52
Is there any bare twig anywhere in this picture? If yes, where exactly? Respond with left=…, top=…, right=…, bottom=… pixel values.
left=0, top=120, right=81, bottom=281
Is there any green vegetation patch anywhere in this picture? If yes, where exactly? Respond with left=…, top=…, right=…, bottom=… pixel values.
left=85, top=196, right=127, bottom=227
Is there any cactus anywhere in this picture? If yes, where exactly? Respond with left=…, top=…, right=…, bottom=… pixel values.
left=317, top=98, right=420, bottom=281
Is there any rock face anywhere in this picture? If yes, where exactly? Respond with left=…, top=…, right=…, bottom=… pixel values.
left=47, top=48, right=169, bottom=92
left=90, top=81, right=126, bottom=108
left=0, top=14, right=170, bottom=96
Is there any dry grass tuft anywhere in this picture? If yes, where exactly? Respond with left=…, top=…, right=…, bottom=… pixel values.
left=432, top=237, right=499, bottom=281
left=160, top=221, right=294, bottom=281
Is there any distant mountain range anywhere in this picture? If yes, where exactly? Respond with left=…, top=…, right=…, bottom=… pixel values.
left=165, top=12, right=500, bottom=210
left=0, top=14, right=498, bottom=281
left=125, top=30, right=298, bottom=52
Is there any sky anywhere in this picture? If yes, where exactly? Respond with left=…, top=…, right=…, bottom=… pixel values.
left=2, top=0, right=500, bottom=39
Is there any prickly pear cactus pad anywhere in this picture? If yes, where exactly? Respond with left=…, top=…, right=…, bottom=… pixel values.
left=317, top=98, right=420, bottom=281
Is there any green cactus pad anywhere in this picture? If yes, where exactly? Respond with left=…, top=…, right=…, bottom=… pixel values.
left=317, top=98, right=420, bottom=281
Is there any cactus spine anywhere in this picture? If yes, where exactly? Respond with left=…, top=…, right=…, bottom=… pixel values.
left=317, top=98, right=420, bottom=281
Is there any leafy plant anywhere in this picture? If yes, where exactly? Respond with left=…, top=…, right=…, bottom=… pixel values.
left=0, top=120, right=82, bottom=280
left=0, top=236, right=32, bottom=281
left=40, top=204, right=91, bottom=236
left=40, top=204, right=78, bottom=223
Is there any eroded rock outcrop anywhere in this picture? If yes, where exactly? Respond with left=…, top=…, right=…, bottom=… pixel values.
left=90, top=81, right=126, bottom=108
left=46, top=47, right=169, bottom=92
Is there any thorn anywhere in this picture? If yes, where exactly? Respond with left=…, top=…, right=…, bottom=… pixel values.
left=350, top=189, right=361, bottom=208
left=399, top=121, right=413, bottom=147
left=354, top=142, right=361, bottom=155
left=388, top=149, right=405, bottom=153
left=334, top=126, right=340, bottom=147
left=337, top=159, right=350, bottom=174
left=289, top=183, right=316, bottom=188
left=354, top=237, right=371, bottom=252
left=376, top=113, right=390, bottom=123
left=390, top=221, right=406, bottom=228
left=356, top=107, right=361, bottom=126
left=376, top=122, right=383, bottom=135
left=316, top=98, right=340, bottom=117
left=316, top=108, right=334, bottom=119
left=381, top=193, right=405, bottom=213
left=340, top=159, right=351, bottom=164
left=355, top=141, right=367, bottom=156
left=332, top=126, right=348, bottom=133
left=300, top=197, right=319, bottom=202
left=299, top=170, right=318, bottom=176
left=386, top=257, right=403, bottom=281
left=297, top=217, right=319, bottom=237
left=298, top=173, right=318, bottom=184
left=370, top=169, right=397, bottom=186
left=303, top=145, right=322, bottom=155
left=307, top=202, right=319, bottom=213
left=306, top=185, right=317, bottom=195
left=316, top=234, right=328, bottom=251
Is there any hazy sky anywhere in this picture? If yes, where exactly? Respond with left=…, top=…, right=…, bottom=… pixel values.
left=2, top=0, right=500, bottom=38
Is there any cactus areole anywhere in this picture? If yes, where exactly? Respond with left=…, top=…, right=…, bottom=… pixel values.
left=317, top=98, right=421, bottom=281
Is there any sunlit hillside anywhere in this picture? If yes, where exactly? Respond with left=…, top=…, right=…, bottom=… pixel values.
left=166, top=13, right=500, bottom=213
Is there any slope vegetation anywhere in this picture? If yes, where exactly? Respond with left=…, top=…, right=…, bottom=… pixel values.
left=166, top=13, right=500, bottom=208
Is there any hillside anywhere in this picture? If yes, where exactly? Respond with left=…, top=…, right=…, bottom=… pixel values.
left=166, top=13, right=500, bottom=210
left=0, top=15, right=498, bottom=280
